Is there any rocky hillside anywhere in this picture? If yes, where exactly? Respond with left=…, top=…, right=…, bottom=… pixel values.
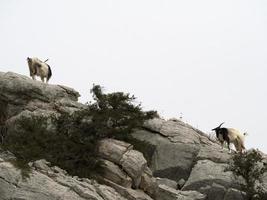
left=0, top=71, right=266, bottom=200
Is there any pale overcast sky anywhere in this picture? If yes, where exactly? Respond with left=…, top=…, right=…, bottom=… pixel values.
left=1, top=0, right=267, bottom=153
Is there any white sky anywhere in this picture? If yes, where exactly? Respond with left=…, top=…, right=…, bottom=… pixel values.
left=1, top=0, right=267, bottom=153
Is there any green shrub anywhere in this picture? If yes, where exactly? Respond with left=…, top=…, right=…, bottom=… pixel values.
left=1, top=85, right=157, bottom=178
left=55, top=84, right=157, bottom=176
left=87, top=84, right=158, bottom=137
left=228, top=149, right=267, bottom=200
left=1, top=115, right=53, bottom=178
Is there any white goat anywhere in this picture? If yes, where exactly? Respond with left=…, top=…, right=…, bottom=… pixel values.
left=27, top=57, right=52, bottom=83
left=212, top=122, right=246, bottom=153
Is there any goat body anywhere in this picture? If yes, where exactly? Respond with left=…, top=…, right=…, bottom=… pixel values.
left=27, top=57, right=52, bottom=83
left=212, top=123, right=246, bottom=153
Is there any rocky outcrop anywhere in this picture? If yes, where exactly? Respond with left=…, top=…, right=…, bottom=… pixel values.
left=131, top=118, right=267, bottom=199
left=131, top=118, right=215, bottom=181
left=0, top=72, right=84, bottom=117
left=0, top=138, right=205, bottom=200
left=0, top=153, right=126, bottom=200
left=0, top=71, right=207, bottom=199
left=182, top=160, right=239, bottom=191
left=1, top=71, right=267, bottom=200
left=0, top=72, right=86, bottom=138
left=97, top=138, right=151, bottom=191
left=96, top=138, right=206, bottom=200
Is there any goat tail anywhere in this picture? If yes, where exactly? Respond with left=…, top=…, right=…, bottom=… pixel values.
left=47, top=65, right=52, bottom=81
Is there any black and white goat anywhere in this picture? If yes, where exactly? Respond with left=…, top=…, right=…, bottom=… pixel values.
left=27, top=57, right=52, bottom=83
left=212, top=122, right=246, bottom=153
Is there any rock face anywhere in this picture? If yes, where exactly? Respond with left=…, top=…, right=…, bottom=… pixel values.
left=0, top=71, right=267, bottom=200
left=0, top=72, right=83, bottom=117
left=0, top=72, right=205, bottom=200
left=97, top=138, right=149, bottom=190
left=0, top=139, right=204, bottom=200
left=0, top=72, right=86, bottom=138
left=0, top=154, right=126, bottom=200
left=131, top=118, right=214, bottom=181
left=131, top=118, right=267, bottom=199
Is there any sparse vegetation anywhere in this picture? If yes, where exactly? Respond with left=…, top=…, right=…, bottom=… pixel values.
left=228, top=149, right=267, bottom=200
left=1, top=85, right=157, bottom=178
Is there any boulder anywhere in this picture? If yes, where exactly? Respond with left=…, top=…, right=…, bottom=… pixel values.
left=131, top=129, right=199, bottom=181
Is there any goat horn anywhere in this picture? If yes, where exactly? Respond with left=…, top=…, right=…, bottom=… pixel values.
left=211, top=122, right=225, bottom=131
left=44, top=59, right=49, bottom=63
left=218, top=122, right=225, bottom=128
